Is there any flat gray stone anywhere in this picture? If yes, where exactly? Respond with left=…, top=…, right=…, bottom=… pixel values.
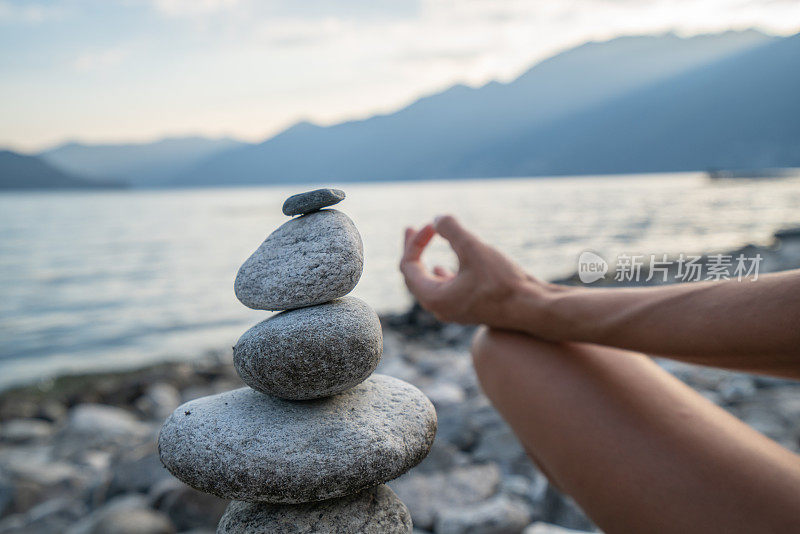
left=217, top=485, right=412, bottom=533
left=282, top=188, right=345, bottom=216
left=234, top=297, right=382, bottom=400
left=158, top=374, right=437, bottom=503
left=234, top=209, right=363, bottom=310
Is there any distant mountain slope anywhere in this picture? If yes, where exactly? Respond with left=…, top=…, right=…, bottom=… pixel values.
left=172, top=30, right=775, bottom=185
left=0, top=150, right=125, bottom=190
left=41, top=136, right=248, bottom=187
left=459, top=33, right=800, bottom=177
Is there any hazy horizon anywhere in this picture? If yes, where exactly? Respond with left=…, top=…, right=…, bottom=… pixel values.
left=16, top=28, right=790, bottom=156
left=1, top=0, right=799, bottom=153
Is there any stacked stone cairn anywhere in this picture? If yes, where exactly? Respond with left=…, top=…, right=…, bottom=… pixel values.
left=158, top=188, right=437, bottom=533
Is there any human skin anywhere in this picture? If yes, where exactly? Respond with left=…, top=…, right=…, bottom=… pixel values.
left=400, top=215, right=800, bottom=533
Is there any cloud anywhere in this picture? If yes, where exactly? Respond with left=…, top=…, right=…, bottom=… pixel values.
left=72, top=48, right=128, bottom=73
left=0, top=1, right=61, bottom=23
left=149, top=0, right=418, bottom=21
left=2, top=0, right=799, bottom=150
left=151, top=0, right=241, bottom=17
left=257, top=17, right=347, bottom=47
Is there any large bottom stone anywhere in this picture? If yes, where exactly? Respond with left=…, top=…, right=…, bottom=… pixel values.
left=158, top=374, right=437, bottom=503
left=216, top=485, right=412, bottom=533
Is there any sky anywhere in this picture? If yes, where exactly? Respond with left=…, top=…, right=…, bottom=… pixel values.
left=1, top=0, right=799, bottom=152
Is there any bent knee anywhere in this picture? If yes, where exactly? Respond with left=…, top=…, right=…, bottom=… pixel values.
left=471, top=327, right=584, bottom=389
left=471, top=326, right=504, bottom=370
left=471, top=326, right=542, bottom=381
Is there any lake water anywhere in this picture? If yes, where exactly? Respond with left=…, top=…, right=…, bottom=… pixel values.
left=2, top=172, right=800, bottom=389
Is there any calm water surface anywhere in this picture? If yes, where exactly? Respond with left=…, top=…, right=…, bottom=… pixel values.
left=1, top=173, right=799, bottom=389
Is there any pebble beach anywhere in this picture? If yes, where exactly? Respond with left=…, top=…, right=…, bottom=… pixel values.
left=1, top=226, right=799, bottom=533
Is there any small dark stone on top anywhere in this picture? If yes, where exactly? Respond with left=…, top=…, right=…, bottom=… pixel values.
left=282, top=188, right=345, bottom=216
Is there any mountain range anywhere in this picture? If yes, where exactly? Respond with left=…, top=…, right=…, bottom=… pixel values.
left=2, top=29, right=798, bottom=189
left=174, top=29, right=787, bottom=185
left=39, top=136, right=247, bottom=187
left=0, top=150, right=125, bottom=190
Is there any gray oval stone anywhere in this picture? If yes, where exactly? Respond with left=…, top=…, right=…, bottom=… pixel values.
left=158, top=374, right=437, bottom=503
left=217, top=485, right=412, bottom=533
left=234, top=297, right=382, bottom=400
left=234, top=209, right=363, bottom=310
left=282, top=188, right=345, bottom=216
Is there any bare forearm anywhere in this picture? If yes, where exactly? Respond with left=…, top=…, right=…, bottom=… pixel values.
left=509, top=270, right=800, bottom=374
left=400, top=216, right=800, bottom=375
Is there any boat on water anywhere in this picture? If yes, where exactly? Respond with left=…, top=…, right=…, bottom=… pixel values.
left=706, top=167, right=799, bottom=180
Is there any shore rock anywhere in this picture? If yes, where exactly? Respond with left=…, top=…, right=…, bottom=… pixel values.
left=158, top=374, right=436, bottom=503
left=0, top=446, right=93, bottom=516
left=282, top=188, right=345, bottom=216
left=0, top=419, right=53, bottom=444
left=108, top=452, right=172, bottom=497
left=389, top=463, right=502, bottom=529
left=217, top=485, right=412, bottom=534
left=234, top=297, right=382, bottom=399
left=0, top=497, right=87, bottom=534
left=234, top=209, right=363, bottom=310
left=540, top=486, right=596, bottom=532
left=523, top=523, right=594, bottom=534
left=148, top=478, right=228, bottom=531
left=136, top=383, right=181, bottom=421
left=90, top=508, right=174, bottom=534
left=65, top=495, right=173, bottom=534
left=59, top=404, right=151, bottom=449
left=435, top=496, right=532, bottom=534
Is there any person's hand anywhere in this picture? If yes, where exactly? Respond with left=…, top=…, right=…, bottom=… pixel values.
left=400, top=215, right=551, bottom=329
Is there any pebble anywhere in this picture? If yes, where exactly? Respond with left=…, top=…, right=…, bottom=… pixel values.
left=108, top=453, right=173, bottom=497
left=0, top=419, right=53, bottom=444
left=234, top=297, right=383, bottom=399
left=234, top=209, right=363, bottom=310
left=61, top=404, right=151, bottom=446
left=389, top=463, right=501, bottom=530
left=524, top=523, right=594, bottom=534
left=91, top=507, right=175, bottom=534
left=418, top=380, right=466, bottom=407
left=158, top=374, right=436, bottom=503
left=540, top=487, right=596, bottom=531
left=66, top=494, right=173, bottom=534
left=0, top=497, right=87, bottom=534
left=148, top=478, right=228, bottom=531
left=217, top=485, right=412, bottom=534
left=282, top=188, right=345, bottom=216
left=136, top=383, right=181, bottom=420
left=435, top=496, right=532, bottom=534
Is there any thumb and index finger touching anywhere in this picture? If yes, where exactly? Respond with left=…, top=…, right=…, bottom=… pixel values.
left=433, top=215, right=481, bottom=265
left=400, top=214, right=479, bottom=289
left=400, top=224, right=437, bottom=295
left=402, top=215, right=478, bottom=264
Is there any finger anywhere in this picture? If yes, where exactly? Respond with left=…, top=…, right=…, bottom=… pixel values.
left=401, top=258, right=441, bottom=297
left=404, top=227, right=414, bottom=249
left=433, top=265, right=455, bottom=279
left=402, top=224, right=435, bottom=262
left=433, top=215, right=480, bottom=260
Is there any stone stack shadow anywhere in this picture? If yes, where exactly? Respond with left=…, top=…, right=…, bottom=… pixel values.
left=158, top=188, right=437, bottom=533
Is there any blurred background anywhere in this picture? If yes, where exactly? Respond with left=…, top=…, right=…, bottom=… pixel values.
left=1, top=1, right=800, bottom=533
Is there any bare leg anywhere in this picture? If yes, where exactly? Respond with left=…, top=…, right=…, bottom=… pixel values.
left=471, top=327, right=800, bottom=534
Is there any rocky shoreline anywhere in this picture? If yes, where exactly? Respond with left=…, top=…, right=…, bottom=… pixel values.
left=1, top=226, right=800, bottom=534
